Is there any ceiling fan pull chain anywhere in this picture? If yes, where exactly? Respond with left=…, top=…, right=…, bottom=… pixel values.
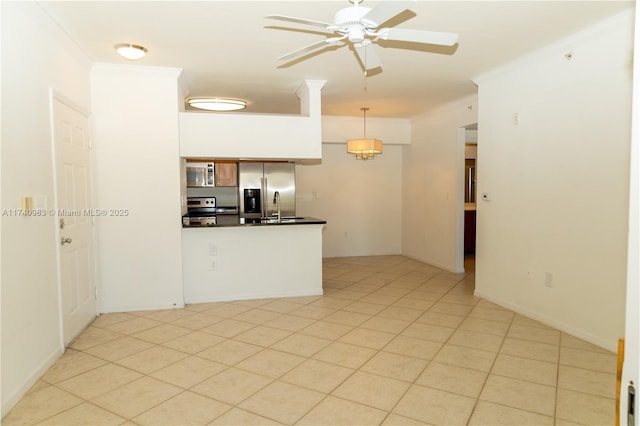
left=363, top=42, right=368, bottom=90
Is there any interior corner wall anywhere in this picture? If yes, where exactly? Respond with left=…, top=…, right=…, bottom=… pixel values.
left=402, top=95, right=478, bottom=272
left=474, top=10, right=634, bottom=351
left=0, top=2, right=92, bottom=416
left=296, top=143, right=403, bottom=258
left=91, top=64, right=185, bottom=313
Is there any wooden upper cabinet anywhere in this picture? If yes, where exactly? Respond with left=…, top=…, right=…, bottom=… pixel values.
left=215, top=162, right=238, bottom=187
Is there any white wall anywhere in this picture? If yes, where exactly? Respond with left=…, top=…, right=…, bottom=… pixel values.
left=622, top=6, right=640, bottom=425
left=474, top=10, right=634, bottom=351
left=296, top=143, right=403, bottom=258
left=91, top=64, right=185, bottom=313
left=402, top=96, right=478, bottom=272
left=0, top=2, right=92, bottom=415
left=322, top=116, right=412, bottom=145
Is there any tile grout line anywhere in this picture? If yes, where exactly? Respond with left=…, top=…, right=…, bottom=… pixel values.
left=465, top=305, right=518, bottom=425
left=378, top=269, right=479, bottom=425
left=292, top=258, right=437, bottom=424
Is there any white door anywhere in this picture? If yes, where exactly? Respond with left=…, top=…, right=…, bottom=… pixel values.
left=50, top=91, right=96, bottom=346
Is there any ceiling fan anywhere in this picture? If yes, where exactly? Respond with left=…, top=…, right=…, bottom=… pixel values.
left=265, top=0, right=459, bottom=72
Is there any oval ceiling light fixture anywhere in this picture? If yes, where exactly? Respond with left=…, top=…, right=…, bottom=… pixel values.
left=115, top=43, right=147, bottom=60
left=187, top=98, right=247, bottom=112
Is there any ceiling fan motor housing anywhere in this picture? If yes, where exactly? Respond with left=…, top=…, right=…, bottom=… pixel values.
left=335, top=6, right=376, bottom=44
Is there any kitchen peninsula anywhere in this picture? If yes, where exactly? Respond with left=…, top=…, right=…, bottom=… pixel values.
left=181, top=162, right=326, bottom=302
left=182, top=219, right=325, bottom=302
left=181, top=159, right=326, bottom=302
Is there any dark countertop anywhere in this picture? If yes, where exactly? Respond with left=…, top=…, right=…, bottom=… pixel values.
left=182, top=215, right=326, bottom=228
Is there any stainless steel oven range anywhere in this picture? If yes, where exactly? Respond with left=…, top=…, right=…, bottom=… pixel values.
left=183, top=197, right=217, bottom=226
left=183, top=197, right=239, bottom=226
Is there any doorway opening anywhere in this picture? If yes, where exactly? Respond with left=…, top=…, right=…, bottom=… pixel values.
left=461, top=123, right=477, bottom=273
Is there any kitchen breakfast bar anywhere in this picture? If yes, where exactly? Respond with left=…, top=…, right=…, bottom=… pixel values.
left=182, top=218, right=326, bottom=303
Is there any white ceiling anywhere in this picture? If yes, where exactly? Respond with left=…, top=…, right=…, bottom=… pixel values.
left=39, top=0, right=634, bottom=118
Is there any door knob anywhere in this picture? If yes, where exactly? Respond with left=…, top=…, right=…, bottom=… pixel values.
left=61, top=237, right=72, bottom=245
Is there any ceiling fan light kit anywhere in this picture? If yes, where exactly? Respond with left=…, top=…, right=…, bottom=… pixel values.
left=187, top=98, right=247, bottom=112
left=266, top=0, right=459, bottom=73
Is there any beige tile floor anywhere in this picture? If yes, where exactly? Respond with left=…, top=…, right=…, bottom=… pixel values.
left=3, top=256, right=618, bottom=425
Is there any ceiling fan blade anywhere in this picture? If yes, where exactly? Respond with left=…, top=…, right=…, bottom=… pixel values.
left=378, top=28, right=459, bottom=46
left=354, top=43, right=382, bottom=71
left=361, top=0, right=415, bottom=27
left=277, top=37, right=343, bottom=61
left=265, top=14, right=332, bottom=29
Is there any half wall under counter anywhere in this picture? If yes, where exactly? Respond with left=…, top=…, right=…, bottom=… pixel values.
left=182, top=222, right=325, bottom=303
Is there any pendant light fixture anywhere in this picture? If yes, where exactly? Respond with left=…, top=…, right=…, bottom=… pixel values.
left=347, top=107, right=383, bottom=160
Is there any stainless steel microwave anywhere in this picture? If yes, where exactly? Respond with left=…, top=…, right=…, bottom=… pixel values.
left=186, top=162, right=215, bottom=187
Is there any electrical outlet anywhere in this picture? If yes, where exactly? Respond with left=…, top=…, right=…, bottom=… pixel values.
left=210, top=259, right=217, bottom=271
left=545, top=272, right=553, bottom=288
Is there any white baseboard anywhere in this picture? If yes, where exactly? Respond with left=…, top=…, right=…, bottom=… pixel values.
left=185, top=289, right=324, bottom=305
left=1, top=346, right=63, bottom=418
left=99, top=301, right=185, bottom=314
left=474, top=289, right=618, bottom=353
left=402, top=254, right=465, bottom=274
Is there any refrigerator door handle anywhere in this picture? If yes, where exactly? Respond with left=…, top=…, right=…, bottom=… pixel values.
left=261, top=177, right=267, bottom=217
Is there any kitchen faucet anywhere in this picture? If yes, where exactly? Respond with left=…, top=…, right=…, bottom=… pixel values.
left=273, top=191, right=281, bottom=222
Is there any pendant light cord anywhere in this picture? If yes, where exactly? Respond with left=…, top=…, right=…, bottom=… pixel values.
left=361, top=107, right=369, bottom=138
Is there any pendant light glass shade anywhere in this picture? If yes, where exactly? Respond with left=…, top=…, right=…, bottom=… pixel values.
left=347, top=107, right=383, bottom=160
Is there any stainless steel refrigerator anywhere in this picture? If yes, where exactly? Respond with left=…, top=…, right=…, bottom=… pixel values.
left=239, top=162, right=295, bottom=219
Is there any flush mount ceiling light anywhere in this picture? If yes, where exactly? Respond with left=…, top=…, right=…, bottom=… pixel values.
left=187, top=98, right=247, bottom=112
left=115, top=43, right=147, bottom=60
left=347, top=107, right=382, bottom=160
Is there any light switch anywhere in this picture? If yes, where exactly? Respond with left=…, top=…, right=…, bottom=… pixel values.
left=209, top=243, right=218, bottom=256
left=21, top=197, right=33, bottom=210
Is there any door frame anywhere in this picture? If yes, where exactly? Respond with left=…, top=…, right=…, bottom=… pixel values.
left=48, top=88, right=97, bottom=350
left=455, top=127, right=466, bottom=273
